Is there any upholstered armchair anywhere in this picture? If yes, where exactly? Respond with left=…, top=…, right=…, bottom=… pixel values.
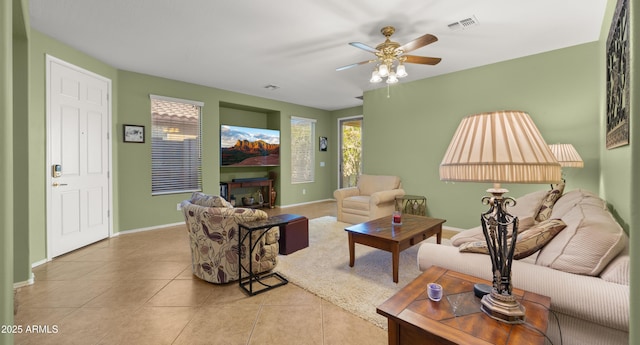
left=333, top=174, right=405, bottom=224
left=181, top=192, right=279, bottom=284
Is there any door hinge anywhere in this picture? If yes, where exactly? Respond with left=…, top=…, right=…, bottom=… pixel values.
left=107, top=210, right=110, bottom=218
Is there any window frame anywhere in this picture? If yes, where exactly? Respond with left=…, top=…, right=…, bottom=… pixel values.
left=150, top=94, right=204, bottom=196
left=290, top=116, right=316, bottom=184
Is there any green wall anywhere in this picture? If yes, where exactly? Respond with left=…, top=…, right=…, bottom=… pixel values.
left=117, top=70, right=334, bottom=232
left=1, top=0, right=15, bottom=342
left=599, top=1, right=637, bottom=342
left=363, top=42, right=601, bottom=229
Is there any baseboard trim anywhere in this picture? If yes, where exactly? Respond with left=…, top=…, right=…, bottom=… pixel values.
left=116, top=221, right=185, bottom=235
left=13, top=273, right=35, bottom=289
left=279, top=198, right=334, bottom=208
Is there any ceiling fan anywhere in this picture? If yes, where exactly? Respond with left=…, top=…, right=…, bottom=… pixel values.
left=337, top=26, right=441, bottom=84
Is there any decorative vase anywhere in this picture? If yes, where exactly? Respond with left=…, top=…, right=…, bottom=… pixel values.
left=270, top=189, right=277, bottom=208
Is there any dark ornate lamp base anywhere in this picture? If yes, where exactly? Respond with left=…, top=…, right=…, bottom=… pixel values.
left=480, top=290, right=526, bottom=324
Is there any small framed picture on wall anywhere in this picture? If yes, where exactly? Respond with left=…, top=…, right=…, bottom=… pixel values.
left=123, top=124, right=145, bottom=143
left=319, top=136, right=328, bottom=151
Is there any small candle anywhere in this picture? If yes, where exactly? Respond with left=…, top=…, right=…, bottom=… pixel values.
left=392, top=211, right=402, bottom=224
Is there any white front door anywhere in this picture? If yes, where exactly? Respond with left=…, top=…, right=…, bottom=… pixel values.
left=46, top=56, right=111, bottom=258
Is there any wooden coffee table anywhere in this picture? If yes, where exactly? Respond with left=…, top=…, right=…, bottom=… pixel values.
left=344, top=214, right=445, bottom=283
left=377, top=266, right=551, bottom=345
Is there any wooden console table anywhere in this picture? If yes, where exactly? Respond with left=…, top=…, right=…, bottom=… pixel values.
left=222, top=179, right=273, bottom=208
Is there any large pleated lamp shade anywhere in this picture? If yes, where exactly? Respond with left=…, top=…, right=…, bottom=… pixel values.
left=440, top=110, right=562, bottom=184
left=549, top=144, right=584, bottom=168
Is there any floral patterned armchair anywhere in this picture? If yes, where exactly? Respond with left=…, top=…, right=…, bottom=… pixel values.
left=181, top=192, right=279, bottom=284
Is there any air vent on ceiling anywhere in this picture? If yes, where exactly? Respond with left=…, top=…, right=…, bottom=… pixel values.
left=448, top=15, right=479, bottom=31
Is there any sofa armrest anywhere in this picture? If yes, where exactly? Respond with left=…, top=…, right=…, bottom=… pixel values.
left=370, top=188, right=405, bottom=205
left=416, top=243, right=629, bottom=332
left=333, top=187, right=360, bottom=201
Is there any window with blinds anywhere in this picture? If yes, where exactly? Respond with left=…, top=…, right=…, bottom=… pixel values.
left=291, top=116, right=316, bottom=184
left=150, top=95, right=203, bottom=195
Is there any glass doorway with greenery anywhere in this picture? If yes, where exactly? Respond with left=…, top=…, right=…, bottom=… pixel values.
left=338, top=116, right=363, bottom=188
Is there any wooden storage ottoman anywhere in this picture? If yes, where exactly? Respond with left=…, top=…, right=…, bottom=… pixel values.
left=277, top=214, right=309, bottom=255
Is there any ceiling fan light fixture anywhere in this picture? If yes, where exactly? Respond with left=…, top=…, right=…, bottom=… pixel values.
left=396, top=64, right=407, bottom=78
left=378, top=64, right=389, bottom=77
left=386, top=71, right=398, bottom=84
left=370, top=69, right=382, bottom=83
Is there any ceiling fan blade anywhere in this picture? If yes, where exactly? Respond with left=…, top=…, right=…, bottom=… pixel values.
left=399, top=34, right=438, bottom=54
left=349, top=42, right=379, bottom=53
left=404, top=55, right=442, bottom=65
left=336, top=60, right=375, bottom=71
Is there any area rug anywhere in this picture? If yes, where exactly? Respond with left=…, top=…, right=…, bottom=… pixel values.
left=276, top=216, right=451, bottom=329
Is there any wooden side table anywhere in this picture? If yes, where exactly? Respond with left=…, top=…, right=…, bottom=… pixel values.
left=395, top=195, right=427, bottom=216
left=377, top=266, right=551, bottom=345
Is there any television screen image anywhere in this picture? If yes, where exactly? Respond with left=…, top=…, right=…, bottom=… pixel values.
left=220, top=125, right=280, bottom=167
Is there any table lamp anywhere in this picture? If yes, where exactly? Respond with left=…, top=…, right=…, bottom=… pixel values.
left=439, top=110, right=561, bottom=323
left=549, top=143, right=584, bottom=186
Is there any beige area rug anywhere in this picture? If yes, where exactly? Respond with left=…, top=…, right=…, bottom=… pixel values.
left=276, top=216, right=451, bottom=329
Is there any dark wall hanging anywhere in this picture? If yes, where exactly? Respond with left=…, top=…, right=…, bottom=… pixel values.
left=606, top=0, right=630, bottom=149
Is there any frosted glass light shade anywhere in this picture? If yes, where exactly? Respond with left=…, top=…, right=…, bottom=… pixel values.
left=396, top=64, right=407, bottom=78
left=549, top=144, right=584, bottom=168
left=370, top=69, right=382, bottom=83
left=386, top=72, right=398, bottom=84
left=378, top=64, right=389, bottom=77
left=440, top=110, right=562, bottom=184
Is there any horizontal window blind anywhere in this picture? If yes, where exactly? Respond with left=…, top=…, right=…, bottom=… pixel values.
left=150, top=95, right=203, bottom=195
left=291, top=116, right=316, bottom=184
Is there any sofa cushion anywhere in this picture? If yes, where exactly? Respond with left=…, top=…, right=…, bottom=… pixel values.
left=509, top=190, right=548, bottom=219
left=599, top=250, right=629, bottom=285
left=451, top=216, right=535, bottom=247
left=357, top=174, right=400, bottom=196
left=550, top=189, right=606, bottom=219
left=536, top=202, right=628, bottom=276
left=342, top=196, right=371, bottom=211
left=190, top=192, right=233, bottom=208
left=534, top=182, right=565, bottom=222
left=458, top=218, right=566, bottom=259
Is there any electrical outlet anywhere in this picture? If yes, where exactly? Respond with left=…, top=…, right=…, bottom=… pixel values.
left=302, top=189, right=306, bottom=195
left=176, top=203, right=182, bottom=211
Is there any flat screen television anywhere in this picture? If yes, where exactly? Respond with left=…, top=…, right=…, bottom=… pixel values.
left=220, top=125, right=280, bottom=167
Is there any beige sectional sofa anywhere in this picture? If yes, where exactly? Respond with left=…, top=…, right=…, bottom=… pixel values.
left=417, top=188, right=629, bottom=345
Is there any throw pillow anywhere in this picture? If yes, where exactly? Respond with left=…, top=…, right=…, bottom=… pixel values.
left=534, top=182, right=565, bottom=222
left=190, top=192, right=233, bottom=208
left=459, top=219, right=567, bottom=260
left=451, top=217, right=535, bottom=247
left=536, top=203, right=628, bottom=276
left=513, top=219, right=567, bottom=259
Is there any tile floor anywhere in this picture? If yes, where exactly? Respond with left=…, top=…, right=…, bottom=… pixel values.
left=14, top=201, right=389, bottom=345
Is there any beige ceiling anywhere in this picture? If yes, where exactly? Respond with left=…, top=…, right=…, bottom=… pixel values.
left=29, top=0, right=608, bottom=111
